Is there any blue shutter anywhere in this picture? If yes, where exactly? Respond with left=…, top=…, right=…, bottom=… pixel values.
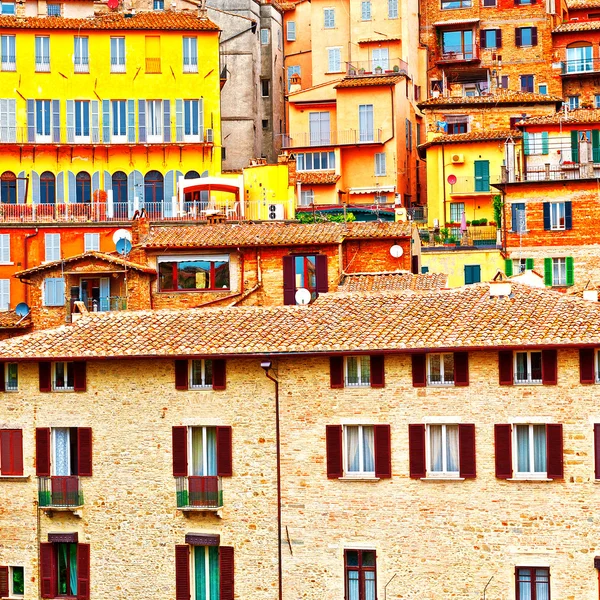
left=176, top=99, right=183, bottom=142
left=128, top=170, right=143, bottom=215
left=102, top=100, right=110, bottom=143
left=68, top=171, right=76, bottom=203
left=27, top=99, right=35, bottom=142
left=52, top=100, right=60, bottom=143
left=543, top=202, right=550, bottom=230
left=138, top=100, right=146, bottom=143
left=198, top=99, right=204, bottom=142
left=17, top=171, right=25, bottom=204
left=44, top=278, right=53, bottom=306
left=92, top=171, right=100, bottom=199
left=31, top=170, right=40, bottom=204
left=56, top=171, right=64, bottom=203
left=565, top=201, right=572, bottom=230
left=511, top=202, right=525, bottom=232
left=103, top=170, right=112, bottom=192
left=164, top=170, right=174, bottom=217
left=127, top=99, right=135, bottom=143
left=163, top=100, right=171, bottom=142
left=66, top=100, right=75, bottom=143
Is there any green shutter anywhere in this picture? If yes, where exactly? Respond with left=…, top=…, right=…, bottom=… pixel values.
left=505, top=259, right=513, bottom=277
left=541, top=131, right=549, bottom=155
left=526, top=258, right=534, bottom=270
left=566, top=256, right=574, bottom=286
left=544, top=257, right=553, bottom=286
left=571, top=130, right=579, bottom=163
left=523, top=131, right=530, bottom=156
left=593, top=130, right=600, bottom=163
left=474, top=160, right=490, bottom=192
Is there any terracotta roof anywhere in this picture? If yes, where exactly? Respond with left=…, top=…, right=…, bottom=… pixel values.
left=338, top=272, right=448, bottom=292
left=553, top=20, right=600, bottom=31
left=2, top=284, right=600, bottom=359
left=418, top=90, right=563, bottom=109
left=335, top=75, right=404, bottom=89
left=0, top=12, right=219, bottom=31
left=521, top=109, right=600, bottom=126
left=140, top=221, right=413, bottom=248
left=279, top=2, right=297, bottom=10
left=358, top=36, right=402, bottom=43
left=297, top=171, right=340, bottom=185
left=418, top=129, right=521, bottom=150
left=0, top=311, right=31, bottom=330
left=14, top=251, right=156, bottom=279
left=566, top=0, right=600, bottom=6
left=433, top=18, right=480, bottom=26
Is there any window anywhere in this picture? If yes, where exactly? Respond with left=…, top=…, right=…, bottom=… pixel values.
left=4, top=363, right=17, bottom=391
left=112, top=171, right=127, bottom=205
left=345, top=549, right=376, bottom=600
left=294, top=255, right=317, bottom=301
left=514, top=424, right=548, bottom=477
left=514, top=351, right=542, bottom=384
left=474, top=159, right=490, bottom=191
left=35, top=36, right=50, bottom=71
left=0, top=279, right=8, bottom=311
left=158, top=255, right=230, bottom=291
left=261, top=79, right=270, bottom=97
left=520, top=74, right=534, bottom=93
left=595, top=95, right=600, bottom=109
left=483, top=0, right=496, bottom=5
left=388, top=0, right=398, bottom=18
left=299, top=189, right=314, bottom=206
left=40, top=172, right=55, bottom=204
left=53, top=363, right=74, bottom=391
left=426, top=424, right=459, bottom=476
left=449, top=202, right=464, bottom=223
left=45, top=233, right=60, bottom=262
left=442, top=0, right=472, bottom=6
left=183, top=37, right=198, bottom=73
left=551, top=257, right=567, bottom=286
left=110, top=37, right=125, bottom=73
left=183, top=99, right=203, bottom=141
left=277, top=28, right=282, bottom=50
left=0, top=1, right=16, bottom=13
left=427, top=353, right=454, bottom=385
left=361, top=0, right=371, bottom=19
left=482, top=29, right=500, bottom=49
left=511, top=202, right=526, bottom=233
left=146, top=100, right=163, bottom=141
left=327, top=47, right=342, bottom=72
left=1, top=566, right=24, bottom=597
left=359, top=104, right=374, bottom=142
left=500, top=75, right=509, bottom=89
left=324, top=8, right=335, bottom=28
left=112, top=100, right=127, bottom=141
left=287, top=65, right=300, bottom=90
left=40, top=540, right=89, bottom=598
left=84, top=233, right=100, bottom=252
left=464, top=264, right=481, bottom=284
left=511, top=257, right=533, bottom=274
left=296, top=151, right=335, bottom=171
left=145, top=36, right=161, bottom=73
left=566, top=43, right=592, bottom=73
left=524, top=131, right=548, bottom=155
left=445, top=115, right=469, bottom=134
left=1, top=34, right=15, bottom=71
left=549, top=202, right=565, bottom=230
left=0, top=172, right=17, bottom=204
left=372, top=47, right=389, bottom=71
left=43, top=277, right=65, bottom=307
left=35, top=100, right=52, bottom=141
left=47, top=2, right=60, bottom=15
left=568, top=95, right=580, bottom=110
left=260, top=28, right=269, bottom=45
left=76, top=172, right=91, bottom=203
left=73, top=36, right=89, bottom=73
left=345, top=356, right=370, bottom=387
left=154, top=0, right=164, bottom=8
left=516, top=567, right=550, bottom=600
left=283, top=254, right=327, bottom=305
left=175, top=543, right=233, bottom=598
left=287, top=21, right=296, bottom=41
left=0, top=429, right=22, bottom=474
left=189, top=359, right=213, bottom=389
left=344, top=425, right=374, bottom=475
left=0, top=233, right=9, bottom=263
left=538, top=83, right=547, bottom=95
left=442, top=30, right=473, bottom=60
left=374, top=152, right=386, bottom=176
left=310, top=111, right=331, bottom=145
left=516, top=27, right=537, bottom=47
left=74, top=100, right=90, bottom=141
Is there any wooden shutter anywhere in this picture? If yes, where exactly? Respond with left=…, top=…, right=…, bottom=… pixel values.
left=580, top=348, right=595, bottom=384
left=0, top=566, right=8, bottom=599
left=566, top=256, right=574, bottom=286
left=504, top=259, right=513, bottom=277
left=39, top=362, right=51, bottom=393
left=498, top=351, right=513, bottom=386
left=496, top=29, right=502, bottom=48
left=408, top=424, right=426, bottom=478
left=459, top=424, right=476, bottom=478
left=546, top=423, right=563, bottom=479
left=370, top=355, right=385, bottom=388
left=77, top=544, right=91, bottom=600
left=1, top=429, right=23, bottom=475
left=40, top=542, right=56, bottom=599
left=163, top=99, right=171, bottom=143
left=216, top=426, right=233, bottom=477
left=36, top=427, right=51, bottom=477
left=172, top=426, right=188, bottom=477
left=594, top=424, right=600, bottom=479
left=330, top=356, right=344, bottom=388
left=571, top=130, right=580, bottom=163
left=543, top=203, right=550, bottom=230
left=374, top=424, right=391, bottom=479
left=494, top=424, right=512, bottom=479
left=175, top=360, right=188, bottom=390
left=282, top=255, right=296, bottom=305
left=325, top=425, right=343, bottom=478
left=411, top=354, right=426, bottom=387
left=544, top=257, right=553, bottom=286
left=454, top=352, right=469, bottom=386
left=541, top=349, right=557, bottom=385
left=175, top=545, right=190, bottom=600
left=531, top=27, right=538, bottom=45
left=315, top=254, right=328, bottom=294
left=73, top=361, right=87, bottom=392
left=479, top=29, right=486, bottom=49
left=526, top=258, right=534, bottom=270
left=212, top=359, right=226, bottom=390
left=138, top=100, right=146, bottom=143
left=219, top=546, right=235, bottom=600
left=77, top=427, right=93, bottom=476
left=564, top=202, right=572, bottom=230
left=514, top=27, right=522, bottom=47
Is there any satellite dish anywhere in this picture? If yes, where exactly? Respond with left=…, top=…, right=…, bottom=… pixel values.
left=295, top=288, right=311, bottom=306
left=116, top=238, right=132, bottom=256
left=15, top=302, right=30, bottom=317
left=390, top=244, right=404, bottom=258
left=107, top=0, right=119, bottom=8
left=112, top=229, right=132, bottom=244
left=447, top=174, right=457, bottom=185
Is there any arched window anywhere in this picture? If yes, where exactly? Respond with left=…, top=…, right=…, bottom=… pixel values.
left=76, top=172, right=91, bottom=203
left=184, top=171, right=201, bottom=203
left=566, top=42, right=593, bottom=74
left=185, top=170, right=200, bottom=179
left=112, top=171, right=127, bottom=205
left=40, top=172, right=56, bottom=205
left=144, top=170, right=164, bottom=204
left=0, top=171, right=17, bottom=204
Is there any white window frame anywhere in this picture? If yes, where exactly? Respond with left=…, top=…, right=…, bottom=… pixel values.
left=327, top=47, right=342, bottom=73
left=35, top=36, right=50, bottom=72
left=52, top=362, right=75, bottom=392
left=388, top=0, right=398, bottom=18
left=296, top=151, right=335, bottom=171
left=427, top=353, right=455, bottom=386
left=528, top=132, right=544, bottom=156
left=426, top=424, right=460, bottom=478
left=359, top=104, right=374, bottom=143
left=111, top=100, right=127, bottom=143
left=110, top=37, right=125, bottom=73
left=1, top=34, right=16, bottom=72
left=44, top=233, right=61, bottom=262
left=299, top=189, right=314, bottom=206
left=361, top=0, right=371, bottom=20
left=324, top=8, right=335, bottom=28
left=513, top=258, right=527, bottom=274
left=568, top=95, right=580, bottom=110
left=514, top=351, right=542, bottom=385
left=189, top=359, right=213, bottom=389
left=8, top=565, right=24, bottom=598
left=183, top=99, right=203, bottom=142
left=188, top=425, right=217, bottom=476
left=552, top=257, right=567, bottom=286
left=512, top=423, right=547, bottom=479
left=74, top=100, right=91, bottom=143
left=182, top=36, right=198, bottom=73
left=343, top=425, right=375, bottom=477
left=549, top=202, right=565, bottom=231
left=374, top=152, right=386, bottom=176
left=84, top=233, right=100, bottom=252
left=287, top=21, right=296, bottom=41
left=35, top=99, right=52, bottom=142
left=0, top=233, right=10, bottom=263
left=47, top=2, right=60, bottom=15
left=344, top=355, right=371, bottom=387
left=5, top=362, right=18, bottom=391
left=146, top=100, right=163, bottom=142
left=73, top=36, right=89, bottom=73
left=449, top=202, right=464, bottom=223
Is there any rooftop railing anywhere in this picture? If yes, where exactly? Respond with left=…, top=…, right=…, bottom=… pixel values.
left=279, top=128, right=384, bottom=148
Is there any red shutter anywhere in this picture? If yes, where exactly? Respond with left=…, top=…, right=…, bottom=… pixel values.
left=216, top=426, right=233, bottom=477
left=282, top=255, right=296, bottom=305
left=408, top=424, right=426, bottom=478
left=36, top=427, right=51, bottom=477
left=315, top=254, right=328, bottom=294
left=1, top=429, right=23, bottom=476
left=73, top=361, right=87, bottom=392
left=175, top=545, right=190, bottom=600
left=370, top=355, right=385, bottom=388
left=498, top=351, right=513, bottom=385
left=374, top=424, right=391, bottom=478
left=411, top=354, right=426, bottom=387
left=0, top=566, right=8, bottom=598
left=542, top=349, right=557, bottom=385
left=546, top=423, right=563, bottom=479
left=172, top=426, right=188, bottom=477
left=0, top=362, right=5, bottom=393
left=212, top=359, right=226, bottom=390
left=330, top=356, right=344, bottom=389
left=459, top=424, right=476, bottom=478
left=77, top=427, right=93, bottom=477
left=76, top=543, right=91, bottom=600
left=40, top=542, right=56, bottom=599
left=175, top=360, right=188, bottom=390
left=580, top=348, right=595, bottom=384
left=219, top=546, right=235, bottom=600
left=325, top=425, right=343, bottom=478
left=39, top=362, right=51, bottom=393
left=494, top=424, right=512, bottom=479
left=454, top=352, right=469, bottom=386
left=595, top=424, right=600, bottom=479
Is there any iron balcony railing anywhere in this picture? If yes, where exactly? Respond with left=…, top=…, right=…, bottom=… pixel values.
left=1, top=56, right=16, bottom=71
left=176, top=476, right=223, bottom=509
left=38, top=476, right=83, bottom=508
left=407, top=206, right=428, bottom=222
left=146, top=57, right=161, bottom=73
left=74, top=61, right=90, bottom=73
left=345, top=58, right=408, bottom=77
left=183, top=58, right=198, bottom=73
left=447, top=176, right=502, bottom=194
left=280, top=128, right=383, bottom=148
left=419, top=225, right=499, bottom=248
left=437, top=44, right=480, bottom=63
left=560, top=58, right=600, bottom=76
left=501, top=163, right=600, bottom=183
left=110, top=58, right=126, bottom=73
left=35, top=57, right=50, bottom=72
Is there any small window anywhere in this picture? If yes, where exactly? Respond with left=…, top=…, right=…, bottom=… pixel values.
left=43, top=277, right=65, bottom=307
left=299, top=189, right=314, bottom=206
left=551, top=257, right=567, bottom=286
left=158, top=256, right=230, bottom=291
left=153, top=0, right=164, bottom=8
left=83, top=233, right=100, bottom=252
left=361, top=0, right=371, bottom=20
left=5, top=363, right=17, bottom=391
left=0, top=279, right=8, bottom=311
left=538, top=83, right=547, bottom=95
left=513, top=258, right=527, bottom=274
left=516, top=567, right=550, bottom=600
left=388, top=0, right=398, bottom=18
left=464, top=264, right=481, bottom=285
left=427, top=353, right=454, bottom=386
left=45, top=233, right=61, bottom=262
left=514, top=351, right=542, bottom=384
left=189, top=359, right=213, bottom=389
left=520, top=74, right=534, bottom=93
left=287, top=21, right=296, bottom=41
left=324, top=7, right=335, bottom=27
left=9, top=565, right=24, bottom=596
left=0, top=2, right=16, bottom=14
left=327, top=47, right=342, bottom=72
left=483, top=0, right=496, bottom=5
left=441, top=0, right=472, bottom=6
left=514, top=424, right=547, bottom=477
left=549, top=202, right=565, bottom=230
left=511, top=203, right=526, bottom=233
left=482, top=29, right=499, bottom=48
left=568, top=95, right=580, bottom=110
left=449, top=202, right=464, bottom=223
left=0, top=430, right=23, bottom=475
left=374, top=152, right=386, bottom=176
left=427, top=424, right=459, bottom=477
left=345, top=550, right=376, bottom=599
left=260, top=28, right=269, bottom=45
left=261, top=79, right=270, bottom=97
left=516, top=27, right=537, bottom=48
left=344, top=425, right=374, bottom=475
left=345, top=356, right=370, bottom=387
left=262, top=119, right=269, bottom=130
left=47, top=3, right=61, bottom=15
left=53, top=362, right=75, bottom=391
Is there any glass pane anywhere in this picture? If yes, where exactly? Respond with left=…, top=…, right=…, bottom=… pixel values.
left=177, top=260, right=210, bottom=290
left=362, top=551, right=376, bottom=567
left=214, top=261, right=229, bottom=289
left=191, top=427, right=204, bottom=476
left=535, top=569, right=549, bottom=600
left=206, top=427, right=217, bottom=476
left=430, top=425, right=443, bottom=472
left=346, top=426, right=360, bottom=472
left=346, top=550, right=359, bottom=567
left=191, top=360, right=203, bottom=387
left=346, top=357, right=359, bottom=385
left=362, top=426, right=374, bottom=472
left=69, top=543, right=77, bottom=595
left=209, top=546, right=220, bottom=600
left=294, top=256, right=305, bottom=289
left=516, top=352, right=528, bottom=382
left=446, top=425, right=459, bottom=472
left=204, top=360, right=213, bottom=386
left=66, top=362, right=74, bottom=389
left=57, top=544, right=68, bottom=595
left=364, top=571, right=376, bottom=600
left=6, top=363, right=17, bottom=390
left=54, top=428, right=70, bottom=476
left=12, top=566, right=24, bottom=595
left=195, top=546, right=207, bottom=600
left=530, top=352, right=542, bottom=381
left=516, top=425, right=530, bottom=473
left=443, top=354, right=454, bottom=383
left=360, top=357, right=370, bottom=385
left=159, top=262, right=174, bottom=290
left=429, top=355, right=441, bottom=383
left=533, top=425, right=547, bottom=472
left=347, top=571, right=359, bottom=600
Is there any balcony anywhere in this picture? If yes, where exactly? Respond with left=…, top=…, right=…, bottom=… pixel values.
left=500, top=163, right=600, bottom=183
left=345, top=58, right=408, bottom=77
left=146, top=57, right=161, bottom=73
left=561, top=58, right=600, bottom=77
left=74, top=61, right=89, bottom=74
left=38, top=476, right=83, bottom=510
left=436, top=45, right=480, bottom=64
left=280, top=129, right=383, bottom=148
left=176, top=476, right=223, bottom=511
left=419, top=225, right=500, bottom=249
left=448, top=176, right=498, bottom=195
left=110, top=59, right=126, bottom=73
left=407, top=206, right=428, bottom=223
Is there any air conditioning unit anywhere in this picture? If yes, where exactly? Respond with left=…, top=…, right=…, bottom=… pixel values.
left=205, top=128, right=214, bottom=143
left=267, top=203, right=285, bottom=220
left=451, top=153, right=465, bottom=164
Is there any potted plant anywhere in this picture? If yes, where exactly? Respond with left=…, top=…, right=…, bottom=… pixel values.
left=358, top=67, right=366, bottom=75
left=393, top=64, right=400, bottom=73
left=374, top=65, right=383, bottom=74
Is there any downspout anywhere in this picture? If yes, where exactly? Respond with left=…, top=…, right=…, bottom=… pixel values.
left=441, top=143, right=447, bottom=227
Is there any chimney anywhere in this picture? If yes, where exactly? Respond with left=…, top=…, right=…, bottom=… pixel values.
left=289, top=73, right=301, bottom=94
left=489, top=281, right=511, bottom=298
left=131, top=214, right=150, bottom=246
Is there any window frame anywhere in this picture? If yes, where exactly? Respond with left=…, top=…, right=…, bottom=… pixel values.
left=344, top=549, right=377, bottom=600
left=441, top=0, right=472, bottom=7
left=187, top=425, right=218, bottom=477
left=324, top=7, right=335, bottom=28
left=5, top=362, right=17, bottom=391
left=1, top=34, right=16, bottom=71
left=517, top=27, right=534, bottom=47
left=35, top=35, right=50, bottom=72
left=157, top=255, right=231, bottom=292
left=8, top=565, right=24, bottom=597
left=44, top=233, right=61, bottom=262
left=427, top=353, right=455, bottom=386
left=327, top=46, right=342, bottom=73
left=182, top=36, right=198, bottom=73
left=552, top=257, right=567, bottom=286
left=374, top=152, right=386, bottom=176
left=344, top=355, right=371, bottom=387
left=568, top=95, right=580, bottom=110
left=513, top=424, right=547, bottom=479
left=520, top=74, right=534, bottom=93
left=343, top=424, right=376, bottom=477
left=286, top=21, right=296, bottom=41
left=110, top=36, right=126, bottom=73
left=515, top=566, right=550, bottom=600
left=260, top=28, right=270, bottom=45
left=189, top=359, right=213, bottom=390
left=296, top=151, right=335, bottom=171
left=43, top=277, right=65, bottom=307
left=388, top=0, right=398, bottom=18
left=299, top=189, right=314, bottom=206
left=52, top=362, right=75, bottom=392
left=426, top=423, right=460, bottom=478
left=514, top=350, right=543, bottom=385
left=83, top=232, right=100, bottom=252
left=0, top=1, right=16, bottom=14
left=549, top=202, right=565, bottom=231
left=73, top=35, right=89, bottom=73
left=361, top=0, right=371, bottom=20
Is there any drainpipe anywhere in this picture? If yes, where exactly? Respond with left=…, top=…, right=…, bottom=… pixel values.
left=441, top=143, right=447, bottom=227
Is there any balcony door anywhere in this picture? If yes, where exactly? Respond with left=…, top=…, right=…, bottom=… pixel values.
left=371, top=47, right=389, bottom=71
left=309, top=112, right=330, bottom=146
left=442, top=30, right=473, bottom=60
left=566, top=43, right=592, bottom=73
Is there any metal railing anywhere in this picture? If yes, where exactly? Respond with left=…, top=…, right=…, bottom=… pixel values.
left=74, top=61, right=90, bottom=73
left=345, top=58, right=408, bottom=77
left=183, top=59, right=198, bottom=73
left=561, top=58, right=600, bottom=75
left=447, top=176, right=501, bottom=194
left=280, top=128, right=383, bottom=148
left=437, top=45, right=480, bottom=63
left=501, top=164, right=600, bottom=183
left=176, top=476, right=223, bottom=509
left=146, top=57, right=161, bottom=73
left=35, top=57, right=50, bottom=72
left=419, top=225, right=499, bottom=248
left=110, top=59, right=126, bottom=73
left=38, top=476, right=83, bottom=508
left=1, top=57, right=16, bottom=72
left=407, top=206, right=428, bottom=222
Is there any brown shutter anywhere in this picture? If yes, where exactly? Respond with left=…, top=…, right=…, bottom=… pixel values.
left=216, top=426, right=233, bottom=477
left=175, top=360, right=188, bottom=390
left=330, top=356, right=344, bottom=388
left=459, top=424, right=476, bottom=478
left=580, top=348, right=595, bottom=384
left=374, top=424, right=391, bottom=478
left=498, top=351, right=513, bottom=385
left=408, top=424, right=426, bottom=478
left=0, top=566, right=8, bottom=598
left=40, top=542, right=56, bottom=599
left=175, top=545, right=190, bottom=600
left=595, top=424, right=600, bottom=479
left=542, top=349, right=557, bottom=385
left=531, top=27, right=538, bottom=45
left=0, top=362, right=5, bottom=393
left=480, top=29, right=486, bottom=49
left=172, top=426, right=188, bottom=477
left=325, top=425, right=343, bottom=478
left=515, top=27, right=522, bottom=47
left=497, top=29, right=502, bottom=48
left=219, top=546, right=235, bottom=600
left=494, top=424, right=512, bottom=479
left=454, top=352, right=469, bottom=386
left=282, top=255, right=296, bottom=305
left=546, top=423, right=563, bottom=479
left=76, top=544, right=91, bottom=600
left=212, top=359, right=226, bottom=390
left=411, top=354, right=426, bottom=387
left=370, top=355, right=385, bottom=388
left=315, top=254, right=328, bottom=294
left=39, top=362, right=51, bottom=393
left=1, top=429, right=23, bottom=476
left=36, top=427, right=51, bottom=477
left=73, top=361, right=87, bottom=392
left=77, top=427, right=93, bottom=477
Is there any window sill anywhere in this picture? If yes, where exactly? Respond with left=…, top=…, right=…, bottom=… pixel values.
left=513, top=381, right=543, bottom=386
left=0, top=261, right=14, bottom=266
left=189, top=386, right=213, bottom=390
left=0, top=475, right=29, bottom=480
left=420, top=476, right=464, bottom=481
left=507, top=477, right=553, bottom=482
left=427, top=382, right=455, bottom=387
left=338, top=476, right=380, bottom=482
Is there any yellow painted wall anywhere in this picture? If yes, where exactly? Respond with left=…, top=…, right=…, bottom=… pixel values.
left=421, top=248, right=504, bottom=287
left=243, top=164, right=296, bottom=219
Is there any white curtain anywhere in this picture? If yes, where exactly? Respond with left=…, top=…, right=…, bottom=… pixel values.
left=54, top=428, right=70, bottom=476
left=364, top=572, right=376, bottom=600
left=362, top=427, right=374, bottom=472
left=192, top=427, right=217, bottom=476
left=430, top=426, right=443, bottom=471
left=192, top=427, right=204, bottom=476
left=347, top=572, right=359, bottom=600
left=516, top=425, right=530, bottom=473
left=535, top=569, right=549, bottom=600
left=347, top=427, right=360, bottom=472
left=533, top=426, right=546, bottom=473
left=446, top=425, right=459, bottom=472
